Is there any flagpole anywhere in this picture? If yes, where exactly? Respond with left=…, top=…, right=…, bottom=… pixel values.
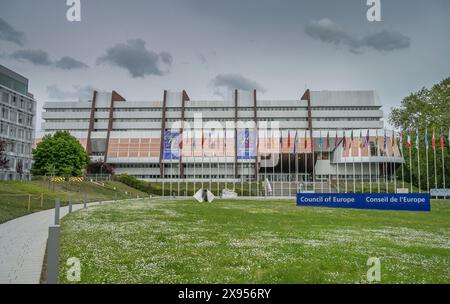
left=409, top=146, right=412, bottom=193
left=305, top=130, right=308, bottom=192
left=328, top=131, right=331, bottom=193
left=288, top=130, right=291, bottom=196
left=256, top=130, right=259, bottom=197
left=320, top=130, right=323, bottom=193
left=248, top=130, right=252, bottom=197
left=193, top=131, right=196, bottom=195
left=241, top=130, right=244, bottom=197
left=417, top=129, right=421, bottom=194
left=201, top=129, right=204, bottom=191
left=336, top=130, right=340, bottom=193
left=368, top=130, right=372, bottom=193
left=433, top=129, right=437, bottom=195
left=312, top=129, right=316, bottom=193
left=392, top=130, right=397, bottom=193
left=162, top=132, right=165, bottom=198
left=217, top=132, right=220, bottom=197
left=295, top=130, right=299, bottom=194
left=272, top=130, right=275, bottom=196
left=352, top=131, right=356, bottom=193
left=360, top=130, right=364, bottom=193
left=280, top=131, right=283, bottom=197
left=441, top=128, right=446, bottom=196
left=384, top=129, right=388, bottom=193
left=344, top=129, right=348, bottom=193
left=401, top=131, right=405, bottom=189
left=425, top=128, right=430, bottom=193
left=376, top=130, right=380, bottom=193
left=264, top=129, right=267, bottom=196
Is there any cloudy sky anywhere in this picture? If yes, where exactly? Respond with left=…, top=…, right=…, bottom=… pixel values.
left=0, top=0, right=449, bottom=130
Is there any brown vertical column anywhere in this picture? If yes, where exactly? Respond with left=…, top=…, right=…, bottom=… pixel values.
left=104, top=91, right=126, bottom=162
left=86, top=90, right=97, bottom=155
left=234, top=89, right=239, bottom=177
left=159, top=90, right=168, bottom=178
left=178, top=90, right=189, bottom=178
left=253, top=89, right=258, bottom=179
left=301, top=89, right=314, bottom=178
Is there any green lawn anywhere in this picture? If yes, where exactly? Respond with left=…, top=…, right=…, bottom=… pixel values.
left=58, top=198, right=450, bottom=283
left=0, top=179, right=146, bottom=223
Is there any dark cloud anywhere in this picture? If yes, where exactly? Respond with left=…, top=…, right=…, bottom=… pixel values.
left=11, top=49, right=52, bottom=66
left=10, top=49, right=88, bottom=69
left=361, top=30, right=411, bottom=52
left=54, top=56, right=89, bottom=70
left=96, top=39, right=172, bottom=78
left=46, top=84, right=96, bottom=100
left=211, top=73, right=266, bottom=97
left=305, top=18, right=411, bottom=54
left=0, top=18, right=26, bottom=46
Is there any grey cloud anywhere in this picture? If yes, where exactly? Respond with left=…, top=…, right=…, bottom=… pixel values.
left=361, top=30, right=411, bottom=52
left=0, top=18, right=26, bottom=46
left=54, top=56, right=89, bottom=70
left=305, top=18, right=410, bottom=53
left=11, top=49, right=88, bottom=69
left=211, top=73, right=266, bottom=97
left=11, top=49, right=52, bottom=66
left=198, top=54, right=207, bottom=65
left=46, top=84, right=96, bottom=101
left=96, top=39, right=172, bottom=78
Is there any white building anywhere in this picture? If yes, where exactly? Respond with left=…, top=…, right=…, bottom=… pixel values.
left=0, top=65, right=36, bottom=180
left=41, top=89, right=403, bottom=193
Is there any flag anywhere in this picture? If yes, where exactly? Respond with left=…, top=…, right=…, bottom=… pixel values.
left=440, top=128, right=445, bottom=148
left=362, top=129, right=369, bottom=147
left=350, top=130, right=354, bottom=149
left=334, top=131, right=338, bottom=148
left=391, top=130, right=396, bottom=148
left=326, top=131, right=330, bottom=149
left=432, top=128, right=436, bottom=150
left=424, top=128, right=429, bottom=149
left=318, top=131, right=323, bottom=148
left=178, top=132, right=183, bottom=149
left=383, top=129, right=387, bottom=150
left=406, top=129, right=411, bottom=150
left=358, top=130, right=363, bottom=148
left=342, top=130, right=347, bottom=149
left=201, top=131, right=205, bottom=148
left=304, top=130, right=308, bottom=149
left=375, top=133, right=379, bottom=150
left=287, top=130, right=291, bottom=148
left=415, top=128, right=419, bottom=150
left=398, top=131, right=403, bottom=156
left=293, top=130, right=298, bottom=154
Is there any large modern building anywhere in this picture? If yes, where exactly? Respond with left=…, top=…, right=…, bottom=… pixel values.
left=0, top=65, right=36, bottom=180
left=41, top=89, right=403, bottom=194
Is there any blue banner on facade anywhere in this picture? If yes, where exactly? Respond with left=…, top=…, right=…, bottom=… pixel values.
left=237, top=128, right=256, bottom=159
left=163, top=130, right=180, bottom=160
left=296, top=193, right=431, bottom=211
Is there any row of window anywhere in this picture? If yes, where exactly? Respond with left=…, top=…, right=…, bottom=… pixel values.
left=0, top=122, right=33, bottom=140
left=1, top=106, right=34, bottom=126
left=1, top=91, right=34, bottom=113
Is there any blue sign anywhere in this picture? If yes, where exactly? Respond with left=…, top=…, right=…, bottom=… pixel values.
left=163, top=130, right=180, bottom=160
left=237, top=128, right=256, bottom=159
left=296, top=193, right=431, bottom=211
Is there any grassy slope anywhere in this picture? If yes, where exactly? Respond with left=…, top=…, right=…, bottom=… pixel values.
left=0, top=179, right=146, bottom=223
left=59, top=198, right=449, bottom=283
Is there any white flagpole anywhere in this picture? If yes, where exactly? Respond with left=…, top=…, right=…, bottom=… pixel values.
left=433, top=129, right=437, bottom=193
left=248, top=130, right=252, bottom=196
left=360, top=130, right=364, bottom=193
left=320, top=130, right=324, bottom=193
left=441, top=129, right=446, bottom=194
left=352, top=132, right=356, bottom=193
left=344, top=130, right=348, bottom=193
left=400, top=131, right=405, bottom=189
left=409, top=146, right=413, bottom=193
left=392, top=132, right=396, bottom=193
left=368, top=131, right=372, bottom=193
left=217, top=132, right=220, bottom=197
left=417, top=130, right=421, bottom=194
left=264, top=129, right=267, bottom=196
left=305, top=130, right=308, bottom=192
left=288, top=131, right=291, bottom=196
left=280, top=130, right=283, bottom=196
left=209, top=133, right=212, bottom=191
left=272, top=130, right=275, bottom=196
left=312, top=130, right=316, bottom=193
left=202, top=129, right=204, bottom=191
left=328, top=133, right=331, bottom=193
left=241, top=130, right=244, bottom=197
left=193, top=131, right=196, bottom=194
left=296, top=130, right=299, bottom=194
left=425, top=128, right=430, bottom=193
left=336, top=130, right=340, bottom=193
left=376, top=131, right=380, bottom=193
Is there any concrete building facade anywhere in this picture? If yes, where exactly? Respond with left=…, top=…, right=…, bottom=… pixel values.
left=40, top=89, right=403, bottom=193
left=0, top=65, right=36, bottom=180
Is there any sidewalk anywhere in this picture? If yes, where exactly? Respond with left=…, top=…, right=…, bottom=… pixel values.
left=0, top=201, right=99, bottom=284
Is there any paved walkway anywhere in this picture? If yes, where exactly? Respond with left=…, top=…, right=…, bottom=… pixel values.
left=0, top=201, right=100, bottom=284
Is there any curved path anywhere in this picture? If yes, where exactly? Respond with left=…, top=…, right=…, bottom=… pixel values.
left=0, top=201, right=100, bottom=284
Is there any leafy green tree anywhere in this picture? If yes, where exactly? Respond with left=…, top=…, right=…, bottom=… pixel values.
left=32, top=131, right=89, bottom=176
left=389, top=77, right=449, bottom=190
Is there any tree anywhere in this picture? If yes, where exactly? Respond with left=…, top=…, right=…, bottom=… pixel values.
left=0, top=139, right=9, bottom=170
left=16, top=159, right=23, bottom=179
left=32, top=131, right=89, bottom=176
left=87, top=160, right=114, bottom=175
left=389, top=77, right=450, bottom=190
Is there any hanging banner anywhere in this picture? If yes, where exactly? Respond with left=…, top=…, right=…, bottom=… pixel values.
left=237, top=128, right=256, bottom=159
left=296, top=193, right=431, bottom=211
left=163, top=130, right=180, bottom=160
